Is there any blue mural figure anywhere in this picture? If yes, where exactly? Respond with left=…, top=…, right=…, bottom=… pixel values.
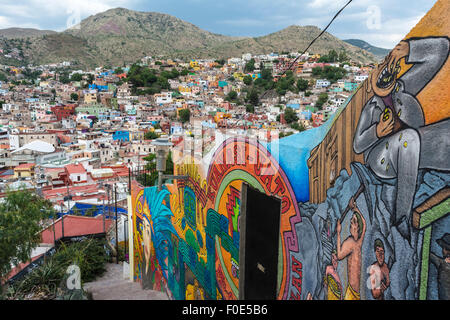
left=354, top=37, right=450, bottom=239
left=142, top=187, right=178, bottom=288
left=183, top=186, right=197, bottom=230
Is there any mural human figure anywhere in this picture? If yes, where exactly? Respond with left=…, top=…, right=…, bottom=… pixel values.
left=141, top=214, right=154, bottom=289
left=324, top=250, right=343, bottom=300
left=353, top=37, right=450, bottom=238
left=369, top=239, right=391, bottom=300
left=337, top=197, right=366, bottom=300
left=430, top=233, right=450, bottom=300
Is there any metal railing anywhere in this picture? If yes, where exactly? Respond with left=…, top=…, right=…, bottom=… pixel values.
left=128, top=165, right=158, bottom=191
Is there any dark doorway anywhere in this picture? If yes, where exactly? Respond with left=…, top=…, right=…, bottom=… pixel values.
left=239, top=182, right=281, bottom=300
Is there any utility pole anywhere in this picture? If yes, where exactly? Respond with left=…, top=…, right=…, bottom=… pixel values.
left=115, top=185, right=119, bottom=264
left=102, top=196, right=105, bottom=233
left=53, top=212, right=56, bottom=244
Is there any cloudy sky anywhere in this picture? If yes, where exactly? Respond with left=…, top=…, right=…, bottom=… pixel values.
left=0, top=0, right=438, bottom=49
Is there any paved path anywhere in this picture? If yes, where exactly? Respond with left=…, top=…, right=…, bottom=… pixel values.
left=83, top=263, right=169, bottom=300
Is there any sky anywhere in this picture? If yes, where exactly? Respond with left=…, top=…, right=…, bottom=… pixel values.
left=0, top=0, right=438, bottom=49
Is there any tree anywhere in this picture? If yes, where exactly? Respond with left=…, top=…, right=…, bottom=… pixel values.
left=179, top=109, right=191, bottom=123
left=70, top=73, right=83, bottom=82
left=244, top=59, right=255, bottom=73
left=0, top=73, right=7, bottom=82
left=226, top=90, right=238, bottom=102
left=243, top=75, right=253, bottom=86
left=261, top=68, right=273, bottom=81
left=144, top=131, right=160, bottom=140
left=87, top=74, right=95, bottom=84
left=297, top=78, right=309, bottom=92
left=114, top=67, right=124, bottom=75
left=70, top=93, right=79, bottom=101
left=246, top=104, right=255, bottom=113
left=291, top=122, right=306, bottom=132
left=284, top=107, right=298, bottom=124
left=328, top=49, right=338, bottom=62
left=338, top=51, right=348, bottom=62
left=247, top=89, right=259, bottom=106
left=315, top=92, right=329, bottom=110
left=0, top=189, right=53, bottom=287
left=170, top=68, right=179, bottom=79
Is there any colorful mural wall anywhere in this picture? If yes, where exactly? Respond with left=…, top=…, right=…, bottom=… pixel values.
left=130, top=0, right=449, bottom=300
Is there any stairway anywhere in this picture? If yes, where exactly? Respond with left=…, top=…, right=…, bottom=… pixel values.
left=83, top=263, right=169, bottom=300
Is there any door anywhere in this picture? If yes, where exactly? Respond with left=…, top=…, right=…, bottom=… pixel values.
left=238, top=182, right=281, bottom=300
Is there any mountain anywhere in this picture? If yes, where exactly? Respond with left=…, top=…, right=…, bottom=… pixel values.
left=0, top=28, right=56, bottom=39
left=343, top=39, right=390, bottom=60
left=192, top=25, right=377, bottom=64
left=63, top=8, right=236, bottom=66
left=0, top=8, right=379, bottom=68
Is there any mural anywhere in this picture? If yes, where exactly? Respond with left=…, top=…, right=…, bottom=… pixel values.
left=130, top=0, right=449, bottom=300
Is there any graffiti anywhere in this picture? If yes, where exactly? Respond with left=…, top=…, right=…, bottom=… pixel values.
left=354, top=36, right=450, bottom=239
left=129, top=1, right=450, bottom=300
left=132, top=184, right=178, bottom=292
left=289, top=256, right=303, bottom=300
left=183, top=186, right=197, bottom=230
left=336, top=196, right=366, bottom=300
left=367, top=238, right=391, bottom=300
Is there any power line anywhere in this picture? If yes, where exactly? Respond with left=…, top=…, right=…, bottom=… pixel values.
left=260, top=0, right=353, bottom=99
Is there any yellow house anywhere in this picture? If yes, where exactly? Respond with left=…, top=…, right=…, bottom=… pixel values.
left=233, top=72, right=245, bottom=81
left=190, top=60, right=200, bottom=71
left=39, top=81, right=49, bottom=88
left=14, top=163, right=35, bottom=179
left=178, top=86, right=191, bottom=94
left=84, top=92, right=98, bottom=104
left=174, top=97, right=186, bottom=103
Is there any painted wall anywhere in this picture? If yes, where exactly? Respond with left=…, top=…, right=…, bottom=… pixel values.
left=129, top=0, right=449, bottom=300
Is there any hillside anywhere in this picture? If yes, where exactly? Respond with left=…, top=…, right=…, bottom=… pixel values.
left=343, top=39, right=390, bottom=60
left=0, top=28, right=56, bottom=39
left=0, top=8, right=378, bottom=68
left=193, top=25, right=377, bottom=64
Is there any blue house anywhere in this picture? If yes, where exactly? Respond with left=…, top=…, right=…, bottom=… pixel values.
left=344, top=81, right=358, bottom=91
left=300, top=110, right=312, bottom=120
left=113, top=130, right=130, bottom=142
left=89, top=84, right=109, bottom=92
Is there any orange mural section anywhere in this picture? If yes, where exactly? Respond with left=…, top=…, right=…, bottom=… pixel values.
left=405, top=0, right=450, bottom=124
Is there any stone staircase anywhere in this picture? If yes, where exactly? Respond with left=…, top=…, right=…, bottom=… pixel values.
left=83, top=263, right=169, bottom=300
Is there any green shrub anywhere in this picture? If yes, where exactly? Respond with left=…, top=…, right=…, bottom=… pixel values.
left=5, top=238, right=108, bottom=300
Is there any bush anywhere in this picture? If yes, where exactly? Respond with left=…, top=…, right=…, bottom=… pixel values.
left=5, top=238, right=108, bottom=300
